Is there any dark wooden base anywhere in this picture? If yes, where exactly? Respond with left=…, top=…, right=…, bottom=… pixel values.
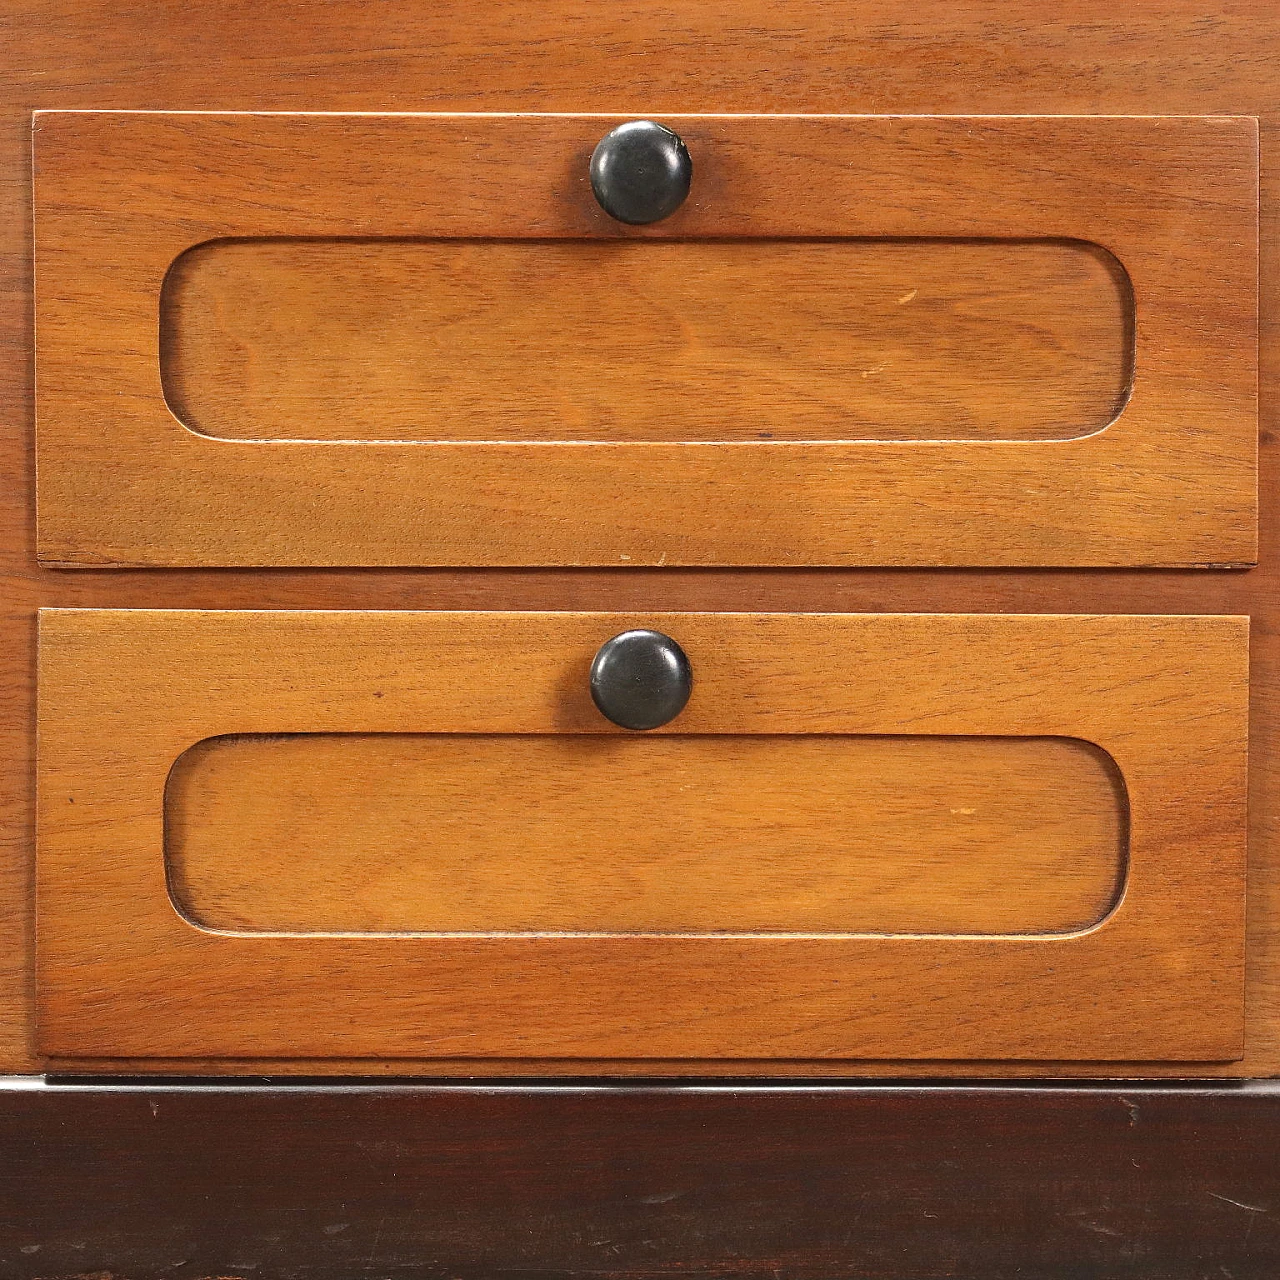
left=0, top=1080, right=1277, bottom=1279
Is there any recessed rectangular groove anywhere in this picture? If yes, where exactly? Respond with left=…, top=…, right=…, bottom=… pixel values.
left=165, top=733, right=1128, bottom=937
left=160, top=238, right=1134, bottom=444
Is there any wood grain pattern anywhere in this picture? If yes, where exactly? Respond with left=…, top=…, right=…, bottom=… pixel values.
left=1, top=0, right=1279, bottom=1078
left=34, top=112, right=1256, bottom=567
left=37, top=609, right=1246, bottom=1062
left=165, top=732, right=1127, bottom=936
left=160, top=237, right=1133, bottom=444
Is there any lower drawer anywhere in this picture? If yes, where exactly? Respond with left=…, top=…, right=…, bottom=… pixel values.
left=36, top=609, right=1248, bottom=1066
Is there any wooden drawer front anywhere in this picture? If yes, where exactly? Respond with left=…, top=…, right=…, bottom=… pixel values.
left=37, top=610, right=1247, bottom=1064
left=33, top=112, right=1256, bottom=568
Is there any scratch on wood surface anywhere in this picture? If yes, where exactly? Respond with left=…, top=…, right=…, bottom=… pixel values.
left=1208, top=1191, right=1268, bottom=1213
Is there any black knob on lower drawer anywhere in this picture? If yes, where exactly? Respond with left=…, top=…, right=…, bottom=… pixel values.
left=589, top=121, right=692, bottom=225
left=590, top=630, right=693, bottom=730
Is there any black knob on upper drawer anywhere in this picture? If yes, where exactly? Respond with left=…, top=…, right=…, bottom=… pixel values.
left=590, top=629, right=693, bottom=730
left=589, top=121, right=692, bottom=225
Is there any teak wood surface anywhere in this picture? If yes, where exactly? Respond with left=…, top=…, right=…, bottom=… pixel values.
left=38, top=610, right=1246, bottom=1062
left=34, top=111, right=1257, bottom=568
left=163, top=238, right=1132, bottom=444
left=2, top=0, right=1280, bottom=1079
left=168, top=732, right=1126, bottom=937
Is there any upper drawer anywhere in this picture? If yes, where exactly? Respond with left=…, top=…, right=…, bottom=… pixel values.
left=33, top=112, right=1257, bottom=568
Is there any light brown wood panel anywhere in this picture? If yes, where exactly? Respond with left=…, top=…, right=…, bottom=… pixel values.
left=38, top=610, right=1245, bottom=1062
left=2, top=0, right=1280, bottom=1078
left=166, top=732, right=1126, bottom=937
left=160, top=238, right=1132, bottom=444
left=34, top=112, right=1255, bottom=567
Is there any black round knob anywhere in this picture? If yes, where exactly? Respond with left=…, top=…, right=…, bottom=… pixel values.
left=589, top=121, right=692, bottom=225
left=590, top=630, right=693, bottom=730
